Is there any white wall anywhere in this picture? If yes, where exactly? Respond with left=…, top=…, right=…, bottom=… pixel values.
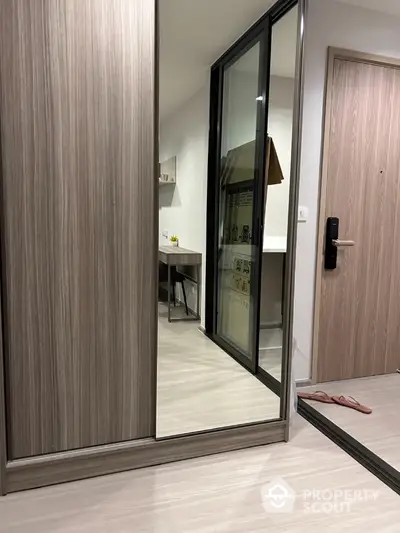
left=260, top=76, right=294, bottom=325
left=293, top=0, right=400, bottom=381
left=159, top=71, right=295, bottom=327
left=159, top=74, right=294, bottom=328
left=266, top=76, right=294, bottom=238
left=221, top=56, right=259, bottom=155
left=159, top=84, right=210, bottom=324
left=222, top=70, right=294, bottom=238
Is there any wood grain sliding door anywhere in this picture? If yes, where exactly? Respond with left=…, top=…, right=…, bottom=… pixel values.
left=0, top=0, right=157, bottom=459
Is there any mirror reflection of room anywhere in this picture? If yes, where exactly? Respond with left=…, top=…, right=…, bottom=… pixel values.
left=216, top=41, right=261, bottom=358
left=258, top=6, right=298, bottom=383
left=156, top=0, right=288, bottom=439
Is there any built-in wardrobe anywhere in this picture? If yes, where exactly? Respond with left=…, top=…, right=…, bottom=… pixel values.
left=0, top=0, right=158, bottom=494
left=0, top=0, right=306, bottom=495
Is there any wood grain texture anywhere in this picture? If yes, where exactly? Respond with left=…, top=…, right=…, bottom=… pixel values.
left=158, top=247, right=202, bottom=266
left=317, top=51, right=400, bottom=382
left=5, top=421, right=285, bottom=493
left=0, top=115, right=6, bottom=494
left=302, top=374, right=400, bottom=472
left=0, top=291, right=5, bottom=496
left=311, top=48, right=336, bottom=385
left=0, top=0, right=157, bottom=459
left=1, top=419, right=400, bottom=531
left=157, top=308, right=280, bottom=438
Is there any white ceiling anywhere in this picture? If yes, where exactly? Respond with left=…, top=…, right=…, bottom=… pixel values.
left=232, top=7, right=297, bottom=74
left=160, top=0, right=276, bottom=120
left=338, top=0, right=400, bottom=16
left=159, top=0, right=400, bottom=122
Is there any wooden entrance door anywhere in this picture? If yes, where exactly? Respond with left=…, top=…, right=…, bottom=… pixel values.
left=314, top=48, right=400, bottom=383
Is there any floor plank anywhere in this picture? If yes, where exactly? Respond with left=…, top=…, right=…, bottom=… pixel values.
left=301, top=374, right=400, bottom=471
left=157, top=304, right=280, bottom=437
left=259, top=328, right=282, bottom=381
left=1, top=417, right=399, bottom=532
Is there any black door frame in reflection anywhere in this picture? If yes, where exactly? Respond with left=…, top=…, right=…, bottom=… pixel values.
left=205, top=0, right=305, bottom=425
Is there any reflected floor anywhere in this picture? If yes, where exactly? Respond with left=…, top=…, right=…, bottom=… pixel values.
left=259, top=328, right=282, bottom=381
left=300, top=374, right=400, bottom=471
left=157, top=303, right=280, bottom=438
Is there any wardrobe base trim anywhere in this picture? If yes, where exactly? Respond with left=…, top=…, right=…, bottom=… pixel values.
left=5, top=421, right=285, bottom=494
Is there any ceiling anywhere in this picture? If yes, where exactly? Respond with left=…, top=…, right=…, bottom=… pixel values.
left=233, top=7, right=297, bottom=77
left=159, top=0, right=400, bottom=122
left=159, top=0, right=276, bottom=121
left=338, top=0, right=400, bottom=16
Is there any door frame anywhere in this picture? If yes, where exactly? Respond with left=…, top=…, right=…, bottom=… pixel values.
left=205, top=0, right=300, bottom=375
left=312, top=47, right=400, bottom=384
left=205, top=16, right=271, bottom=374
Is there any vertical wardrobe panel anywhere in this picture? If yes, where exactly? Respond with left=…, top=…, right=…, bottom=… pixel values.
left=0, top=0, right=156, bottom=459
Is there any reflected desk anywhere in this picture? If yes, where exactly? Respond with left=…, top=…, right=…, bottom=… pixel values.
left=263, top=236, right=287, bottom=254
left=263, top=236, right=287, bottom=324
left=159, top=246, right=201, bottom=322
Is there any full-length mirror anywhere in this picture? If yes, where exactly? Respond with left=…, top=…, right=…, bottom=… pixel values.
left=157, top=0, right=300, bottom=439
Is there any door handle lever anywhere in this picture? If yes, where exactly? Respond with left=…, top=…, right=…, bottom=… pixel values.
left=325, top=217, right=354, bottom=270
left=332, top=239, right=355, bottom=247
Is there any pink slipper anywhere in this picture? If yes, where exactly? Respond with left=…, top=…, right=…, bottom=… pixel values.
left=332, top=395, right=372, bottom=414
left=298, top=390, right=335, bottom=404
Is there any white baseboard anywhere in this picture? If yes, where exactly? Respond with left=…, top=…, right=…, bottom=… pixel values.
left=295, top=379, right=312, bottom=388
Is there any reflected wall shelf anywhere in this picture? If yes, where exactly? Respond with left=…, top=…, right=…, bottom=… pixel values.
left=159, top=156, right=176, bottom=186
left=159, top=178, right=176, bottom=186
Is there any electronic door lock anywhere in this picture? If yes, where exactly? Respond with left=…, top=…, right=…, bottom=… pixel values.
left=325, top=217, right=355, bottom=270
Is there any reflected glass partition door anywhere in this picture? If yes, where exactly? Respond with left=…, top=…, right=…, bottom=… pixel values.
left=258, top=4, right=299, bottom=387
left=213, top=31, right=269, bottom=373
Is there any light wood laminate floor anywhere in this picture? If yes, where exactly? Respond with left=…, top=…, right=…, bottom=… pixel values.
left=157, top=304, right=280, bottom=437
left=1, top=417, right=399, bottom=532
left=259, top=328, right=282, bottom=381
left=300, top=374, right=400, bottom=471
